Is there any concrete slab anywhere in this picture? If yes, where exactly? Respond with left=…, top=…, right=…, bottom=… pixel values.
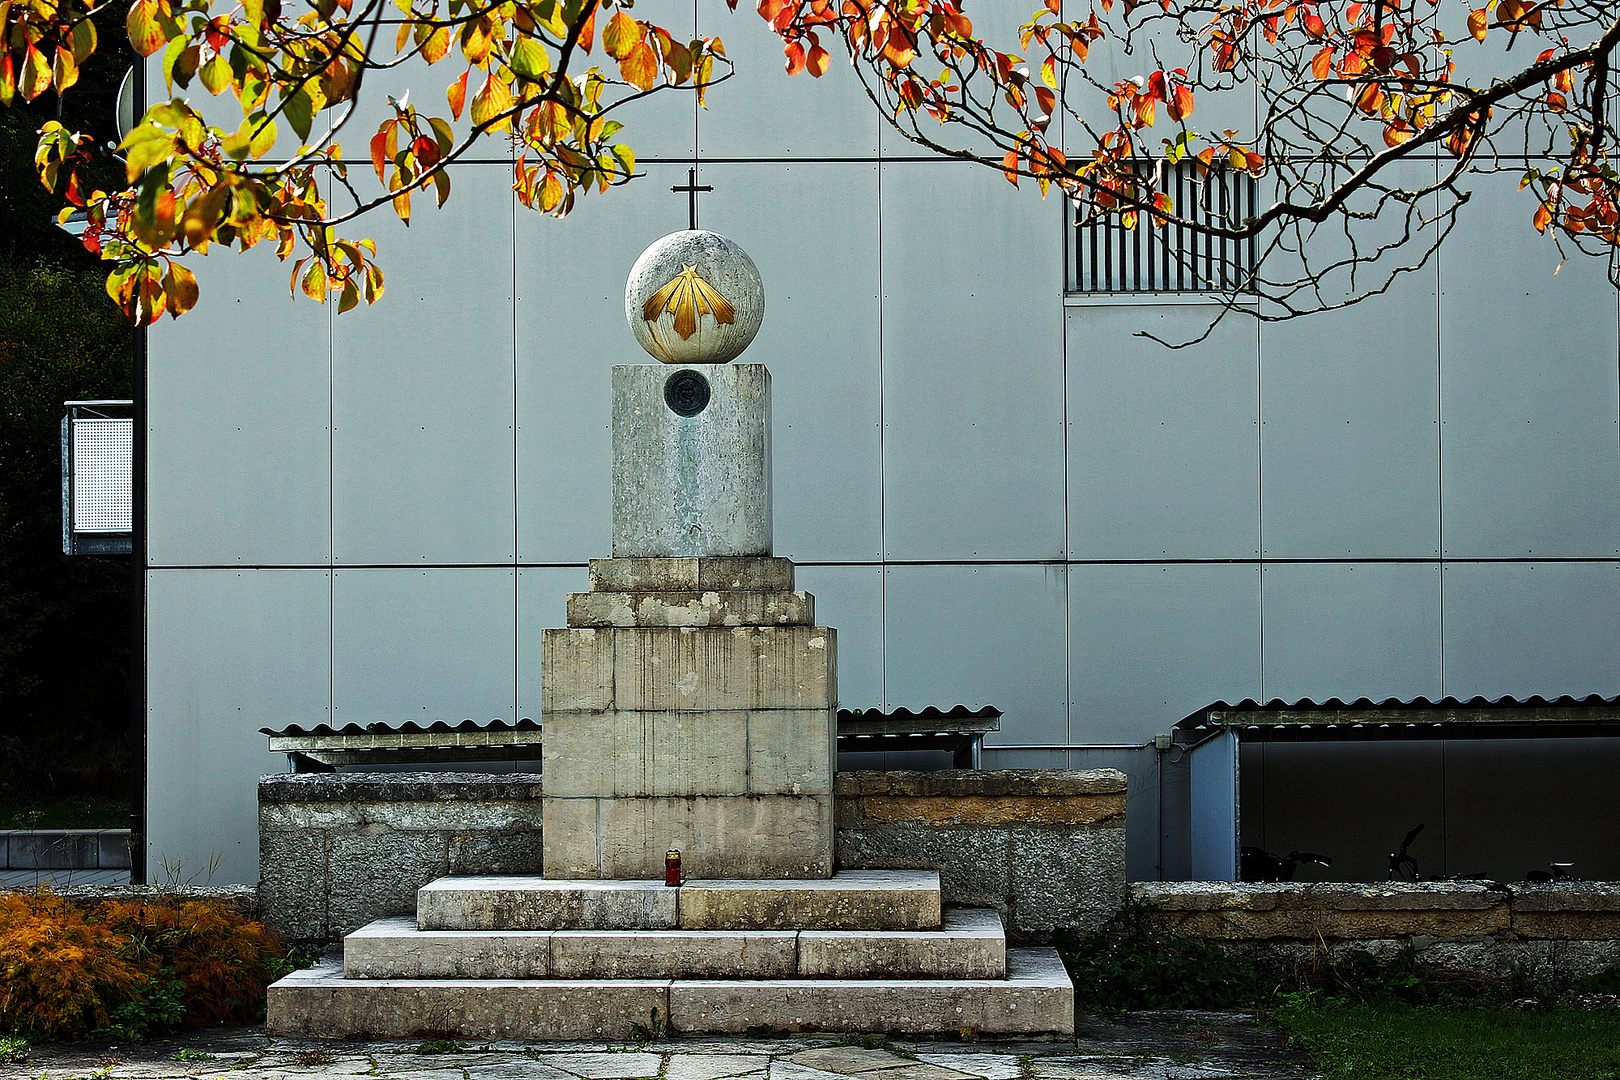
left=679, top=871, right=941, bottom=931
left=344, top=917, right=552, bottom=978
left=663, top=1054, right=772, bottom=1080
left=567, top=591, right=815, bottom=628
left=265, top=960, right=670, bottom=1041
left=550, top=929, right=798, bottom=979
left=417, top=877, right=678, bottom=931
left=666, top=949, right=1073, bottom=1037
left=797, top=908, right=1004, bottom=978
left=590, top=558, right=796, bottom=593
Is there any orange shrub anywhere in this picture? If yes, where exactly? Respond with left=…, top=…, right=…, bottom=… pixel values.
left=94, top=900, right=286, bottom=1026
left=0, top=891, right=147, bottom=1038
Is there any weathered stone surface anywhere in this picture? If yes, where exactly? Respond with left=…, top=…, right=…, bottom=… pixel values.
left=567, top=591, right=814, bottom=628
left=679, top=871, right=940, bottom=931
left=550, top=929, right=798, bottom=978
left=267, top=959, right=669, bottom=1040
left=345, top=917, right=551, bottom=978
left=613, top=364, right=771, bottom=558
left=448, top=830, right=544, bottom=876
left=857, top=795, right=1123, bottom=828
left=835, top=770, right=1126, bottom=800
left=746, top=710, right=835, bottom=796
left=666, top=948, right=1073, bottom=1036
left=591, top=558, right=795, bottom=594
left=1510, top=883, right=1620, bottom=912
left=1008, top=827, right=1127, bottom=935
left=542, top=710, right=751, bottom=798
left=797, top=907, right=1006, bottom=978
left=835, top=821, right=1009, bottom=914
left=1513, top=911, right=1620, bottom=940
left=259, top=773, right=544, bottom=803
left=418, top=877, right=679, bottom=931
left=611, top=626, right=835, bottom=712
left=326, top=831, right=449, bottom=937
left=1134, top=883, right=1512, bottom=940
left=538, top=793, right=602, bottom=879
left=257, top=826, right=330, bottom=943
left=541, top=628, right=615, bottom=713
left=593, top=794, right=834, bottom=879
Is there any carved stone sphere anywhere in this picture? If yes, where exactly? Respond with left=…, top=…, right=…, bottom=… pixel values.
left=625, top=230, right=765, bottom=364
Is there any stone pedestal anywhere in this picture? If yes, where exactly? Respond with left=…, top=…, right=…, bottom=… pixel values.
left=612, top=365, right=770, bottom=558
left=541, top=557, right=836, bottom=879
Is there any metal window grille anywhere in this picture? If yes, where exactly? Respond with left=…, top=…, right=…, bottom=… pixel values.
left=62, top=400, right=133, bottom=556
left=1070, top=163, right=1257, bottom=293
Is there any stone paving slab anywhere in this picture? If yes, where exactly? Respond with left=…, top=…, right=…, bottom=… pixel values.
left=13, top=1013, right=1316, bottom=1080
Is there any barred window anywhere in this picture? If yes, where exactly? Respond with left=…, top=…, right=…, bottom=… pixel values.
left=1070, top=163, right=1257, bottom=293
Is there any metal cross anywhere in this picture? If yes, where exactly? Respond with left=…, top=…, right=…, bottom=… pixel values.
left=671, top=167, right=713, bottom=230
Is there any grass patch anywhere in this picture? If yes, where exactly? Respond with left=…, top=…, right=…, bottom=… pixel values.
left=0, top=799, right=130, bottom=830
left=1274, top=998, right=1620, bottom=1080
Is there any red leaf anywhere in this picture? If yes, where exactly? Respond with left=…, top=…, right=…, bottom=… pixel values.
left=806, top=43, right=830, bottom=76
left=783, top=39, right=806, bottom=75
left=1311, top=46, right=1333, bottom=80
left=1168, top=83, right=1194, bottom=121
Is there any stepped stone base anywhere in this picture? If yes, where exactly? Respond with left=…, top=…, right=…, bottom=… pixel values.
left=417, top=870, right=942, bottom=931
left=266, top=948, right=1073, bottom=1039
left=346, top=907, right=1004, bottom=980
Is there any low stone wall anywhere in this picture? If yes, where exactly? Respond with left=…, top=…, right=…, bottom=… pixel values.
left=0, top=829, right=130, bottom=870
left=259, top=773, right=544, bottom=946
left=835, top=770, right=1127, bottom=942
left=1136, top=881, right=1620, bottom=984
left=259, top=768, right=1128, bottom=947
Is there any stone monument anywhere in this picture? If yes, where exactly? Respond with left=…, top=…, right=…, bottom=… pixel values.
left=265, top=231, right=1075, bottom=1040
left=542, top=230, right=836, bottom=879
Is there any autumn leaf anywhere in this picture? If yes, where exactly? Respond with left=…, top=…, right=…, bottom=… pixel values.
left=471, top=70, right=513, bottom=131
left=603, top=11, right=639, bottom=60
left=1468, top=8, right=1487, bottom=41
left=447, top=69, right=470, bottom=118
left=163, top=261, right=199, bottom=316
left=1168, top=84, right=1194, bottom=122
left=807, top=43, right=829, bottom=77
left=126, top=0, right=169, bottom=57
left=1311, top=47, right=1333, bottom=81
left=621, top=40, right=657, bottom=90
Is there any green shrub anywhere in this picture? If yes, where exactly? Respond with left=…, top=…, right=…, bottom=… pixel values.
left=1056, top=902, right=1268, bottom=1011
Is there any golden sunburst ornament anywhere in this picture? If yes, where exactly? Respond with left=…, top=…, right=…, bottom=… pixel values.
left=642, top=264, right=736, bottom=340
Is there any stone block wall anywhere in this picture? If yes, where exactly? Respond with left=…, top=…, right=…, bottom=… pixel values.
left=259, top=768, right=1128, bottom=947
left=259, top=773, right=543, bottom=946
left=1136, top=881, right=1620, bottom=984
left=834, top=770, right=1128, bottom=943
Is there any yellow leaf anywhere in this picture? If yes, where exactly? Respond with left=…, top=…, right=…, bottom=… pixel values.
left=126, top=0, right=169, bottom=57
left=301, top=258, right=328, bottom=299
left=602, top=11, right=639, bottom=61
left=470, top=71, right=512, bottom=131
left=199, top=52, right=230, bottom=95
left=1467, top=7, right=1487, bottom=41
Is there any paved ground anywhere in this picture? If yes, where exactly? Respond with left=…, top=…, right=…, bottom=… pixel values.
left=8, top=1014, right=1315, bottom=1080
left=0, top=869, right=130, bottom=888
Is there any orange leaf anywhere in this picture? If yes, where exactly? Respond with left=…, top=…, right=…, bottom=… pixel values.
left=1168, top=84, right=1194, bottom=122
left=620, top=39, right=657, bottom=90
left=603, top=11, right=639, bottom=61
left=575, top=5, right=596, bottom=53
left=447, top=69, right=469, bottom=119
left=806, top=43, right=830, bottom=76
left=1302, top=10, right=1326, bottom=38
left=1547, top=91, right=1566, bottom=112
left=783, top=39, right=805, bottom=75
left=1533, top=201, right=1552, bottom=232
left=1311, top=46, right=1333, bottom=80
left=1001, top=149, right=1019, bottom=185
left=1467, top=8, right=1487, bottom=41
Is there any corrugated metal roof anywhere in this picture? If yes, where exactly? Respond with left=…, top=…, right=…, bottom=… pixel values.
left=837, top=705, right=1002, bottom=724
left=1177, top=694, right=1620, bottom=737
left=260, top=718, right=541, bottom=738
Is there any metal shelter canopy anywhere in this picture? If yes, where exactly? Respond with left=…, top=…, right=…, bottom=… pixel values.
left=1176, top=694, right=1620, bottom=743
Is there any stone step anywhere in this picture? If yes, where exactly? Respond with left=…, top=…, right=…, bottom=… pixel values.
left=417, top=870, right=941, bottom=932
left=567, top=590, right=815, bottom=627
left=345, top=907, right=1005, bottom=980
left=267, top=947, right=1072, bottom=1040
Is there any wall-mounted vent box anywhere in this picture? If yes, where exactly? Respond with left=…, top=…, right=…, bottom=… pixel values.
left=62, top=400, right=132, bottom=556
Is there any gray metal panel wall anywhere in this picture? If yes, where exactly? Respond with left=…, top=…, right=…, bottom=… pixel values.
left=879, top=161, right=1066, bottom=561
left=1439, top=171, right=1620, bottom=559
left=146, top=246, right=331, bottom=567
left=145, top=569, right=331, bottom=883
left=330, top=166, right=517, bottom=566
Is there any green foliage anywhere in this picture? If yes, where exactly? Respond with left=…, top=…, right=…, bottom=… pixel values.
left=1273, top=999, right=1620, bottom=1080
left=0, top=890, right=290, bottom=1039
left=416, top=1040, right=466, bottom=1055
left=0, top=1034, right=28, bottom=1063
left=1055, top=903, right=1268, bottom=1011
left=1310, top=946, right=1455, bottom=1006
left=0, top=258, right=132, bottom=809
left=1572, top=966, right=1620, bottom=996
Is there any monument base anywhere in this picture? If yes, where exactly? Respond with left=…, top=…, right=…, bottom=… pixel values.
left=541, top=557, right=836, bottom=880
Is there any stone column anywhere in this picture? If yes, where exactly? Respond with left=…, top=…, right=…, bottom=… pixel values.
left=542, top=363, right=835, bottom=880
